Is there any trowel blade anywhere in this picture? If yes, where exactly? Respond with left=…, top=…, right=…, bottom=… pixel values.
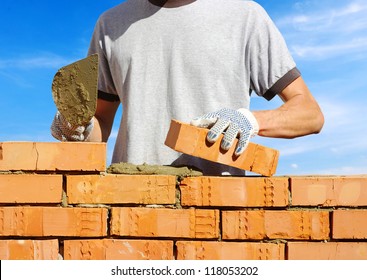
left=52, top=53, right=98, bottom=126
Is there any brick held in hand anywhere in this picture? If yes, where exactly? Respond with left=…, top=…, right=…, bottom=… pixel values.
left=164, top=119, right=279, bottom=176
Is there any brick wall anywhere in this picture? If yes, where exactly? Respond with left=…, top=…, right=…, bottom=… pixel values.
left=1, top=142, right=367, bottom=260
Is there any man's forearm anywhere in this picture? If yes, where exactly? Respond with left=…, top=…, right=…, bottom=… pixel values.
left=86, top=98, right=119, bottom=142
left=86, top=117, right=104, bottom=142
left=253, top=93, right=324, bottom=139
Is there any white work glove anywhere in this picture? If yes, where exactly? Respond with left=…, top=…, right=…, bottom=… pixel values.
left=50, top=111, right=94, bottom=141
left=191, top=108, right=259, bottom=156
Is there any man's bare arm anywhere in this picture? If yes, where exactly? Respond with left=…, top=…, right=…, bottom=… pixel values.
left=87, top=99, right=120, bottom=142
left=253, top=76, right=324, bottom=138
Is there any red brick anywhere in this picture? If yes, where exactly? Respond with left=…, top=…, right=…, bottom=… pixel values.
left=0, top=207, right=107, bottom=237
left=67, top=174, right=176, bottom=205
left=333, top=210, right=367, bottom=239
left=222, top=210, right=329, bottom=240
left=64, top=239, right=173, bottom=260
left=0, top=142, right=106, bottom=171
left=288, top=242, right=367, bottom=260
left=111, top=207, right=219, bottom=239
left=291, top=176, right=367, bottom=206
left=0, top=239, right=59, bottom=260
left=164, top=120, right=279, bottom=176
left=0, top=174, right=62, bottom=203
left=180, top=177, right=288, bottom=207
left=176, top=241, right=285, bottom=260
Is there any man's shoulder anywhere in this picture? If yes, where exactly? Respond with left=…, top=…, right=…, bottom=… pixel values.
left=203, top=0, right=266, bottom=19
left=209, top=0, right=263, bottom=10
left=98, top=0, right=142, bottom=23
left=99, top=2, right=130, bottom=21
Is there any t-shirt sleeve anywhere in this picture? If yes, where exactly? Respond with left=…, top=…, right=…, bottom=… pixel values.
left=88, top=16, right=120, bottom=102
left=247, top=2, right=301, bottom=101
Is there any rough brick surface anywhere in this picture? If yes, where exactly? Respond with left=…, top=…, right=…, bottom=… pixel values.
left=0, top=239, right=59, bottom=260
left=291, top=176, right=367, bottom=206
left=1, top=138, right=367, bottom=262
left=222, top=210, right=330, bottom=240
left=333, top=210, right=367, bottom=239
left=111, top=207, right=219, bottom=239
left=64, top=239, right=173, bottom=260
left=67, top=174, right=176, bottom=205
left=0, top=174, right=63, bottom=204
left=176, top=241, right=285, bottom=260
left=164, top=120, right=279, bottom=176
left=287, top=242, right=367, bottom=260
left=0, top=142, right=106, bottom=171
left=0, top=207, right=108, bottom=237
left=180, top=177, right=288, bottom=207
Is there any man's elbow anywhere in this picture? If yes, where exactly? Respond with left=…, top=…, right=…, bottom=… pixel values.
left=311, top=108, right=325, bottom=135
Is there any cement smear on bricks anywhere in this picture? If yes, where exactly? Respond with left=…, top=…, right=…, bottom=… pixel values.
left=107, top=162, right=203, bottom=179
left=52, top=54, right=98, bottom=126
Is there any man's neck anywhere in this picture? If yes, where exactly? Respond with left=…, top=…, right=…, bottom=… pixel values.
left=148, top=0, right=196, bottom=8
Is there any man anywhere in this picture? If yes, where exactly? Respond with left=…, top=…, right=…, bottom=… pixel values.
left=51, top=0, right=324, bottom=175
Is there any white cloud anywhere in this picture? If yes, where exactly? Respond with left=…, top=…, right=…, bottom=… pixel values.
left=275, top=1, right=367, bottom=60
left=0, top=69, right=33, bottom=88
left=277, top=140, right=321, bottom=157
left=291, top=163, right=299, bottom=169
left=0, top=53, right=78, bottom=70
left=317, top=98, right=354, bottom=131
left=306, top=97, right=367, bottom=155
left=344, top=2, right=367, bottom=13
left=316, top=166, right=367, bottom=175
left=279, top=1, right=367, bottom=30
left=291, top=38, right=367, bottom=59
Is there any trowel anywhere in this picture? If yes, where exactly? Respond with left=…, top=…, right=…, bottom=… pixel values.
left=51, top=53, right=99, bottom=126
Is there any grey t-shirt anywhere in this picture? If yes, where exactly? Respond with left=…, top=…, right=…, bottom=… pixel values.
left=88, top=0, right=299, bottom=175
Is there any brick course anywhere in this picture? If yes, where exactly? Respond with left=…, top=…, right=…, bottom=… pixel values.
left=0, top=141, right=366, bottom=260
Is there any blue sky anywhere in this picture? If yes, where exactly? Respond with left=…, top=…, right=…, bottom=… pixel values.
left=1, top=0, right=366, bottom=175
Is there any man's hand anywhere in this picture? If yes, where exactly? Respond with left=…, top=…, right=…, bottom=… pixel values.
left=51, top=111, right=94, bottom=141
left=191, top=108, right=259, bottom=156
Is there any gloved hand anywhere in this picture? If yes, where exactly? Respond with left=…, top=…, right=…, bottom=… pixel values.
left=50, top=111, right=94, bottom=141
left=191, top=108, right=259, bottom=156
